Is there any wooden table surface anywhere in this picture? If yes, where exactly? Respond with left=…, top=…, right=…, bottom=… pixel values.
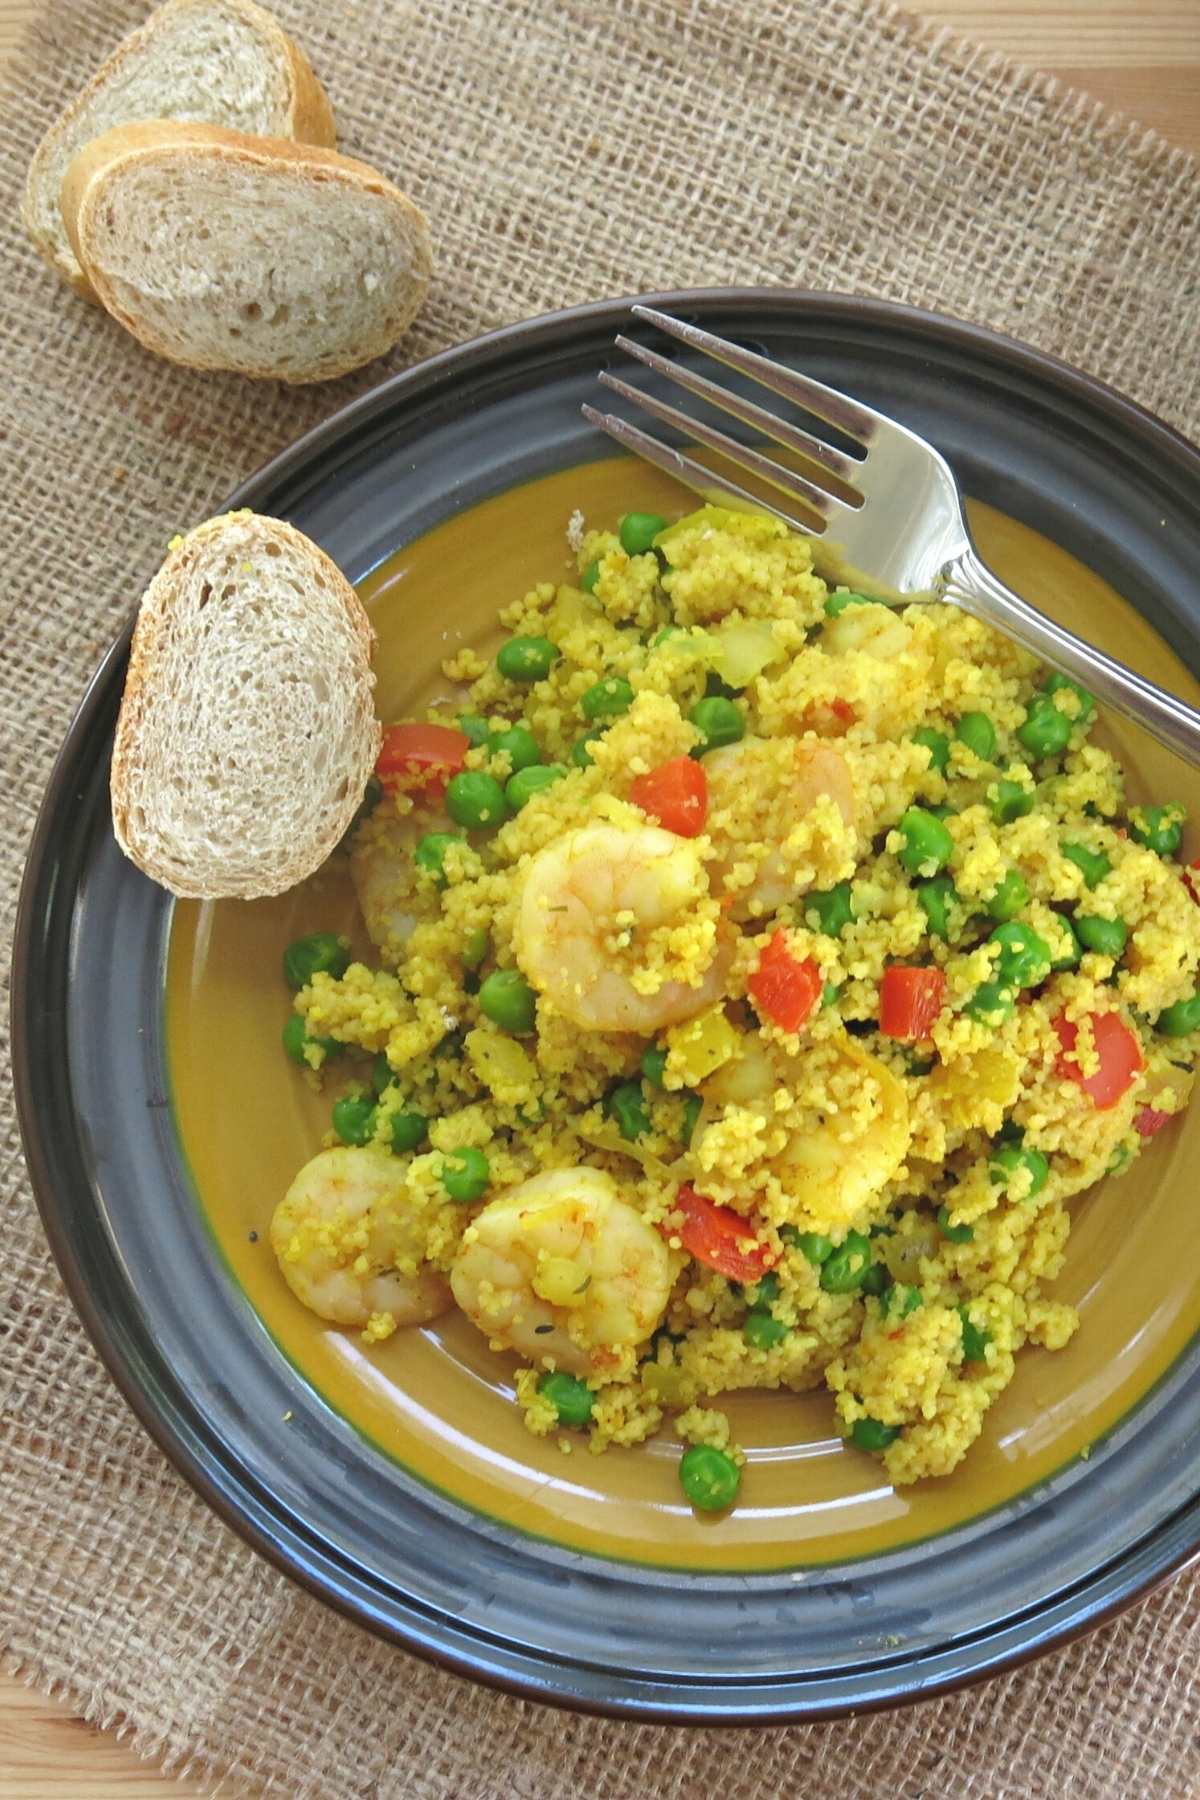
left=1, top=0, right=1198, bottom=1791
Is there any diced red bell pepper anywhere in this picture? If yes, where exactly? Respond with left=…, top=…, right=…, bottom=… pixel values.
left=376, top=722, right=469, bottom=797
left=671, top=1184, right=775, bottom=1282
left=747, top=930, right=822, bottom=1033
left=879, top=966, right=947, bottom=1041
left=1134, top=1105, right=1173, bottom=1138
left=629, top=755, right=708, bottom=837
left=1053, top=1011, right=1143, bottom=1111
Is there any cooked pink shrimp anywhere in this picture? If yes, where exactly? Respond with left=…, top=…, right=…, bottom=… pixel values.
left=514, top=822, right=732, bottom=1032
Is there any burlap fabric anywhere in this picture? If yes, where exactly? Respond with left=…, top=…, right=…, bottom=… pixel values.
left=3, top=2, right=1200, bottom=1794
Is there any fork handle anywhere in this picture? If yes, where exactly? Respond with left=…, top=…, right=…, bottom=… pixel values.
left=940, top=547, right=1200, bottom=767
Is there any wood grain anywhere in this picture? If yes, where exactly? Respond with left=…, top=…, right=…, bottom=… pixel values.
left=0, top=0, right=1196, bottom=1790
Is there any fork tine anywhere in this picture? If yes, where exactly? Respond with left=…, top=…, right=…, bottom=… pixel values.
left=613, top=334, right=862, bottom=490
left=580, top=405, right=822, bottom=536
left=630, top=305, right=880, bottom=447
left=597, top=370, right=847, bottom=517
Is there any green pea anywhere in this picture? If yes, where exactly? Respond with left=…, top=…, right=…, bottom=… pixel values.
left=821, top=981, right=842, bottom=1009
left=859, top=1263, right=891, bottom=1298
left=414, top=831, right=462, bottom=887
left=805, top=880, right=854, bottom=936
left=1017, top=694, right=1073, bottom=759
left=1107, top=1143, right=1135, bottom=1177
left=882, top=1283, right=922, bottom=1320
left=959, top=1306, right=992, bottom=1362
left=332, top=1094, right=376, bottom=1147
left=955, top=711, right=997, bottom=760
left=457, top=713, right=491, bottom=746
left=641, top=1045, right=668, bottom=1088
left=912, top=727, right=950, bottom=774
left=1157, top=994, right=1200, bottom=1038
left=986, top=869, right=1029, bottom=923
left=496, top=636, right=559, bottom=682
left=850, top=1416, right=900, bottom=1452
left=538, top=1369, right=594, bottom=1428
left=744, top=1311, right=788, bottom=1350
left=965, top=980, right=1015, bottom=1025
left=1043, top=672, right=1096, bottom=722
left=1062, top=841, right=1111, bottom=888
left=989, top=778, right=1034, bottom=824
left=1074, top=914, right=1128, bottom=958
left=619, top=512, right=668, bottom=556
left=580, top=559, right=600, bottom=594
left=1050, top=914, right=1082, bottom=971
left=1130, top=803, right=1185, bottom=857
left=580, top=677, right=634, bottom=723
left=441, top=1147, right=490, bottom=1204
left=688, top=695, right=745, bottom=753
left=681, top=1092, right=702, bottom=1146
left=990, top=920, right=1051, bottom=989
left=937, top=1205, right=974, bottom=1243
left=897, top=806, right=954, bottom=877
left=462, top=927, right=490, bottom=968
left=749, top=1272, right=781, bottom=1307
left=445, top=771, right=509, bottom=831
left=371, top=1052, right=394, bottom=1096
left=478, top=968, right=537, bottom=1034
left=989, top=1142, right=1048, bottom=1199
left=678, top=1443, right=741, bottom=1512
left=917, top=875, right=959, bottom=941
left=571, top=729, right=604, bottom=768
left=795, top=1231, right=834, bottom=1266
left=506, top=764, right=567, bottom=811
left=487, top=724, right=541, bottom=772
left=283, top=931, right=349, bottom=991
left=606, top=1080, right=651, bottom=1142
left=282, top=1012, right=341, bottom=1067
left=383, top=1110, right=425, bottom=1153
left=824, top=590, right=875, bottom=618
left=819, top=1230, right=873, bottom=1293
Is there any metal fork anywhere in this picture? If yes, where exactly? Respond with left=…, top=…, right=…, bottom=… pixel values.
left=582, top=305, right=1200, bottom=766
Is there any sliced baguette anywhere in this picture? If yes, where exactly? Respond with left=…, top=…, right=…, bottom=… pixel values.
left=111, top=510, right=381, bottom=899
left=61, top=122, right=433, bottom=383
left=23, top=0, right=336, bottom=298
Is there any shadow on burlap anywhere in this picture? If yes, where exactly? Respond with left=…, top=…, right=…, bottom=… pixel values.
left=1, top=2, right=1199, bottom=1794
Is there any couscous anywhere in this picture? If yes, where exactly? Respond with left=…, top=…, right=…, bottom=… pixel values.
left=269, top=502, right=1200, bottom=1511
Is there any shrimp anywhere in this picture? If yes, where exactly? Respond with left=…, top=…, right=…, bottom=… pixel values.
left=704, top=736, right=856, bottom=918
left=514, top=822, right=733, bottom=1032
left=699, top=1036, right=910, bottom=1232
left=350, top=803, right=426, bottom=958
left=450, top=1167, right=672, bottom=1375
left=271, top=1146, right=452, bottom=1329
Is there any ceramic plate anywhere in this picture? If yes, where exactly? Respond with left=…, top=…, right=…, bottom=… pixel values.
left=14, top=291, right=1200, bottom=1721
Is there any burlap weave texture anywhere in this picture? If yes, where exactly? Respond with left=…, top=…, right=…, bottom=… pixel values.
left=2, top=2, right=1200, bottom=1794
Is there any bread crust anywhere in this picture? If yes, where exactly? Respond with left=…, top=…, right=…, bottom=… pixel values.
left=111, top=511, right=382, bottom=899
left=60, top=120, right=433, bottom=382
left=21, top=0, right=337, bottom=299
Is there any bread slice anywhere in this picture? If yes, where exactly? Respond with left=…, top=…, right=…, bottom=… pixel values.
left=61, top=121, right=433, bottom=383
left=22, top=0, right=336, bottom=298
left=111, top=510, right=381, bottom=899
